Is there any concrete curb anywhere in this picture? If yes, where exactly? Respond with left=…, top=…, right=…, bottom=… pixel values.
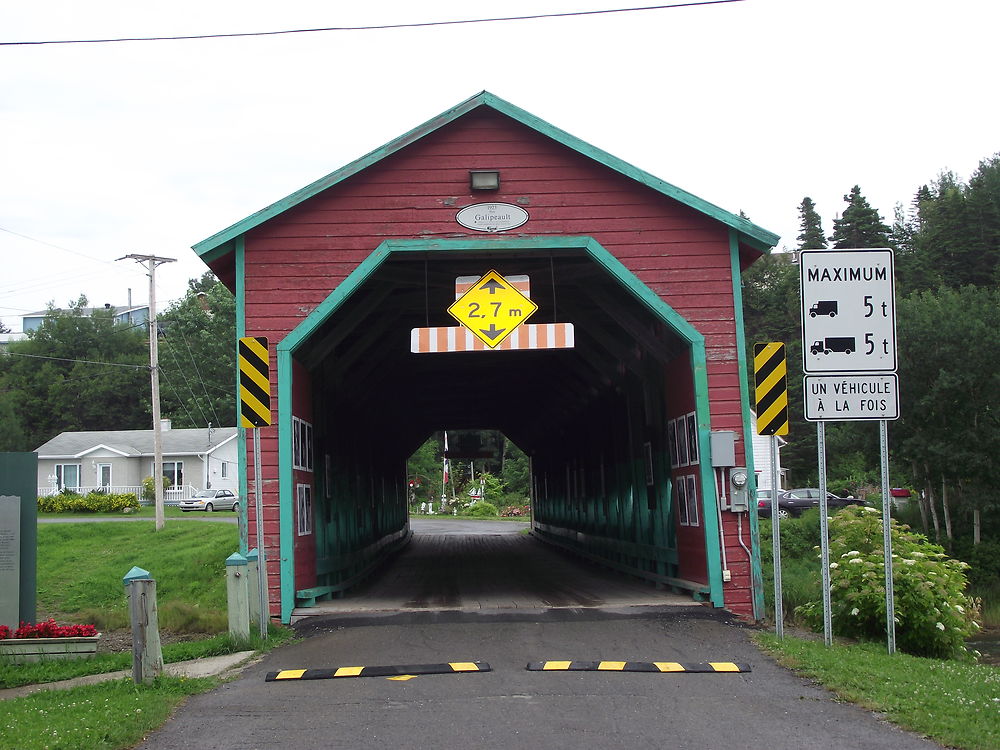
left=0, top=650, right=257, bottom=701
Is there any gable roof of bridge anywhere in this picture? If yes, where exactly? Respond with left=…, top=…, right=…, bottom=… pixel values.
left=193, top=91, right=779, bottom=263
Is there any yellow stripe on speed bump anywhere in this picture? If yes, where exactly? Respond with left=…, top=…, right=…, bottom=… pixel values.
left=527, top=661, right=751, bottom=674
left=265, top=661, right=491, bottom=682
left=542, top=661, right=572, bottom=671
left=272, top=669, right=306, bottom=680
left=654, top=662, right=685, bottom=672
left=598, top=661, right=627, bottom=671
left=334, top=666, right=364, bottom=677
left=709, top=662, right=742, bottom=672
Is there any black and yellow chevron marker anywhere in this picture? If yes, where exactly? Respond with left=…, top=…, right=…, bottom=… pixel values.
left=238, top=336, right=271, bottom=428
left=526, top=661, right=750, bottom=673
left=753, top=342, right=789, bottom=436
left=265, top=661, right=491, bottom=682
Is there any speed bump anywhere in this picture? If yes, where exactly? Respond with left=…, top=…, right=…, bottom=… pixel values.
left=265, top=661, right=491, bottom=682
left=526, top=661, right=750, bottom=673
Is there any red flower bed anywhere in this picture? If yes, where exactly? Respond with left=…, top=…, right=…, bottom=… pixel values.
left=0, top=619, right=97, bottom=640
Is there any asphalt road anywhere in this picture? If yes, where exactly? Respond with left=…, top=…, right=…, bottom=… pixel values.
left=135, top=522, right=941, bottom=750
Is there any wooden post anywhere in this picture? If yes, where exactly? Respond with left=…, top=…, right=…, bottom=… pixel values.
left=246, top=548, right=260, bottom=628
left=226, top=552, right=250, bottom=639
left=123, top=567, right=163, bottom=685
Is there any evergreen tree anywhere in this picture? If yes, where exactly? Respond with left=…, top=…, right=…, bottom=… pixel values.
left=796, top=197, right=827, bottom=250
left=829, top=185, right=891, bottom=248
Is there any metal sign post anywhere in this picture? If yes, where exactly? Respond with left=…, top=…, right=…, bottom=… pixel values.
left=817, top=422, right=832, bottom=646
left=769, top=434, right=783, bottom=639
left=253, top=428, right=267, bottom=639
left=880, top=419, right=896, bottom=654
left=239, top=336, right=271, bottom=640
left=800, top=249, right=898, bottom=654
left=753, top=342, right=789, bottom=637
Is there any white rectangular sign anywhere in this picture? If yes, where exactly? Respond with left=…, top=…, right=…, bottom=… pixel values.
left=804, top=374, right=899, bottom=421
left=800, top=248, right=896, bottom=374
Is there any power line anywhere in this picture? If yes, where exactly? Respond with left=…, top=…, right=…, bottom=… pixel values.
left=176, top=329, right=223, bottom=427
left=4, top=351, right=148, bottom=369
left=0, top=2, right=744, bottom=46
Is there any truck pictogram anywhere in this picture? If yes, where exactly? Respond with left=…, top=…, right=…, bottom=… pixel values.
left=811, top=337, right=855, bottom=355
left=809, top=300, right=838, bottom=317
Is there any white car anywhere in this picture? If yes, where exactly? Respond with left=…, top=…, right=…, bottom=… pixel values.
left=179, top=489, right=240, bottom=513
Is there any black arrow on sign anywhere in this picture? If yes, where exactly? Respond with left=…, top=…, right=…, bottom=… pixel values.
left=479, top=324, right=506, bottom=341
left=479, top=279, right=505, bottom=294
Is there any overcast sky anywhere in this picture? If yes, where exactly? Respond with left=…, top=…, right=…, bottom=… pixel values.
left=2, top=0, right=997, bottom=332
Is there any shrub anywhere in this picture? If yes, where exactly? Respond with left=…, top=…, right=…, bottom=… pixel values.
left=500, top=504, right=531, bottom=517
left=462, top=501, right=498, bottom=517
left=37, top=492, right=139, bottom=514
left=795, top=505, right=981, bottom=659
left=141, top=475, right=172, bottom=501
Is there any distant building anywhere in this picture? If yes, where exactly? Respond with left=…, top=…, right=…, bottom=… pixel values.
left=34, top=420, right=237, bottom=502
left=21, top=303, right=149, bottom=332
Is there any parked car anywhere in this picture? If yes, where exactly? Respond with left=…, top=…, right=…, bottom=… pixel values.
left=757, top=487, right=860, bottom=519
left=179, top=489, right=240, bottom=513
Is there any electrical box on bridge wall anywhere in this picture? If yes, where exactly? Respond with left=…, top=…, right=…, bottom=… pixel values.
left=709, top=431, right=736, bottom=468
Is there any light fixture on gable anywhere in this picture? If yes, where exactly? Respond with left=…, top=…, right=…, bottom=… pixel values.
left=469, top=170, right=500, bottom=191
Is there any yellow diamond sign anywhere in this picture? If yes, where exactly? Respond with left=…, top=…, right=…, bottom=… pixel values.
left=447, top=269, right=538, bottom=348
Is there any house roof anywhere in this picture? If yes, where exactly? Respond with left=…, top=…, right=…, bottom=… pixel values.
left=193, top=91, right=780, bottom=265
left=35, top=427, right=237, bottom=459
left=23, top=305, right=148, bottom=319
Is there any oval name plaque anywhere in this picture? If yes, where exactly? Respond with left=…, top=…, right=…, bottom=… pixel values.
left=456, top=203, right=529, bottom=233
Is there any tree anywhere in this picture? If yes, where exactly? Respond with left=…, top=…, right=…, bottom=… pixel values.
left=829, top=185, right=891, bottom=248
left=896, top=286, right=999, bottom=543
left=911, top=159, right=1000, bottom=291
left=157, top=274, right=237, bottom=428
left=0, top=297, right=149, bottom=450
left=796, top=197, right=827, bottom=250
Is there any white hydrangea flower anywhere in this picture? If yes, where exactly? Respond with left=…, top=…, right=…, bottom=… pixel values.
left=956, top=604, right=965, bottom=614
left=849, top=558, right=863, bottom=564
left=936, top=622, right=945, bottom=631
left=850, top=607, right=860, bottom=616
left=829, top=562, right=839, bottom=569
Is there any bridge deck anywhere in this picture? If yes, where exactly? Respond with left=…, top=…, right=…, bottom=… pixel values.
left=291, top=519, right=696, bottom=621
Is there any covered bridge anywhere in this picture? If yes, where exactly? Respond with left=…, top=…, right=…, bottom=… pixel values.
left=193, top=92, right=779, bottom=623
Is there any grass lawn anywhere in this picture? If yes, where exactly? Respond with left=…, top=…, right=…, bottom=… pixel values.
left=755, top=634, right=1000, bottom=750
left=2, top=519, right=296, bottom=750
left=0, top=676, right=218, bottom=750
left=0, top=628, right=292, bottom=689
left=35, top=520, right=238, bottom=632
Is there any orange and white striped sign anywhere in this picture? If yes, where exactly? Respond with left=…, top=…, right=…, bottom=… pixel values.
left=410, top=323, right=574, bottom=353
left=454, top=274, right=531, bottom=299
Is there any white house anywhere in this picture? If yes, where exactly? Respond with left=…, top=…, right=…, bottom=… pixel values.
left=34, top=420, right=237, bottom=501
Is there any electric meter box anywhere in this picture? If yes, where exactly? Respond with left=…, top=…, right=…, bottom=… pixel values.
left=710, top=431, right=736, bottom=468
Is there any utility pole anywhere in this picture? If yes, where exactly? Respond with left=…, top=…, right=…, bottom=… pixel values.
left=119, top=254, right=176, bottom=530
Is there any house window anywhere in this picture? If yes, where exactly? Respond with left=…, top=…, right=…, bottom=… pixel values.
left=296, top=483, right=313, bottom=536
left=686, top=474, right=700, bottom=527
left=156, top=461, right=184, bottom=488
left=292, top=417, right=313, bottom=471
left=685, top=412, right=699, bottom=465
left=221, top=462, right=229, bottom=479
left=55, top=464, right=81, bottom=491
